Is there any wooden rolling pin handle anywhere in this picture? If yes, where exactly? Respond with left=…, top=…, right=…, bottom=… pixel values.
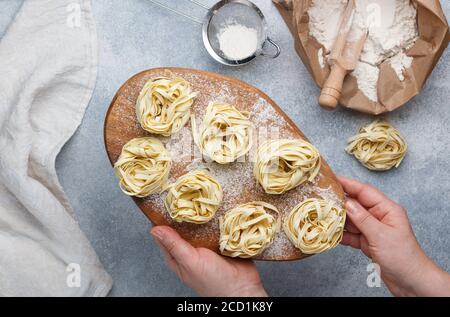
left=319, top=64, right=348, bottom=110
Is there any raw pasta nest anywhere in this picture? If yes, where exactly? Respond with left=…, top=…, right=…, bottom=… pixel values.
left=192, top=102, right=253, bottom=164
left=346, top=120, right=407, bottom=171
left=254, top=139, right=321, bottom=194
left=219, top=201, right=280, bottom=258
left=136, top=76, right=198, bottom=136
left=284, top=198, right=345, bottom=254
left=114, top=137, right=171, bottom=197
left=164, top=170, right=223, bottom=224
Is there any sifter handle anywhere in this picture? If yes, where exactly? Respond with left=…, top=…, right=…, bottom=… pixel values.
left=147, top=0, right=205, bottom=24
left=260, top=38, right=281, bottom=59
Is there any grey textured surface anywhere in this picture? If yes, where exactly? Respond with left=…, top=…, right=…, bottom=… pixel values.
left=1, top=0, right=449, bottom=296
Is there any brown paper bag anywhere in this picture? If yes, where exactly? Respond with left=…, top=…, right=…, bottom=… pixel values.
left=274, top=0, right=450, bottom=114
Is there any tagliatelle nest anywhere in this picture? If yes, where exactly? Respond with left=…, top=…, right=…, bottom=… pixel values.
left=254, top=139, right=321, bottom=195
left=114, top=137, right=171, bottom=197
left=346, top=120, right=407, bottom=171
left=164, top=170, right=223, bottom=224
left=219, top=201, right=280, bottom=258
left=136, top=76, right=198, bottom=136
left=284, top=198, right=345, bottom=254
left=192, top=102, right=253, bottom=164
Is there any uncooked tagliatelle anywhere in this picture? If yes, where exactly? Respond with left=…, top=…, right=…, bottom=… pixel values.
left=136, top=76, right=198, bottom=136
left=346, top=120, right=407, bottom=171
left=219, top=201, right=280, bottom=258
left=192, top=102, right=253, bottom=164
left=164, top=170, right=223, bottom=224
left=114, top=137, right=171, bottom=197
left=284, top=198, right=345, bottom=254
left=254, top=139, right=321, bottom=194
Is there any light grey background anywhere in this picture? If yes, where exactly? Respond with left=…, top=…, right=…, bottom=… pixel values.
left=1, top=0, right=449, bottom=296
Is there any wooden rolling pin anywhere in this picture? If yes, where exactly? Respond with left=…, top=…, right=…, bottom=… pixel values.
left=319, top=0, right=367, bottom=110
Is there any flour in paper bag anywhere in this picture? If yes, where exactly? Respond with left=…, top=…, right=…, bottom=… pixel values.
left=309, top=0, right=418, bottom=102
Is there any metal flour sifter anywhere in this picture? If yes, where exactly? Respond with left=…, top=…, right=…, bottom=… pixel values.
left=148, top=0, right=281, bottom=66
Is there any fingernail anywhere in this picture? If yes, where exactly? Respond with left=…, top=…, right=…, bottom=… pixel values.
left=346, top=200, right=358, bottom=214
left=151, top=228, right=164, bottom=242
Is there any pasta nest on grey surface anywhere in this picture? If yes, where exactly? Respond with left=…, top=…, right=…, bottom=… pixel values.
left=164, top=170, right=223, bottom=224
left=192, top=102, right=253, bottom=164
left=136, top=76, right=198, bottom=136
left=284, top=198, right=345, bottom=254
left=254, top=139, right=321, bottom=195
left=219, top=201, right=280, bottom=258
left=114, top=137, right=171, bottom=197
left=346, top=120, right=407, bottom=171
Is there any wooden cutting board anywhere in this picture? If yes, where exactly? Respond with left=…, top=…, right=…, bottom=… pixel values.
left=104, top=67, right=345, bottom=261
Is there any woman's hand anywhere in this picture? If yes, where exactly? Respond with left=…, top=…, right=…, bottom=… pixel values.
left=151, top=226, right=267, bottom=297
left=338, top=176, right=450, bottom=297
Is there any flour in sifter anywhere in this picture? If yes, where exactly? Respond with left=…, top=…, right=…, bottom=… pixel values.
left=217, top=23, right=258, bottom=60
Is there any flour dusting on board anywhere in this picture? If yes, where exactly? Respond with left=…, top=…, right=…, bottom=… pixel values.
left=109, top=69, right=345, bottom=260
left=252, top=97, right=284, bottom=124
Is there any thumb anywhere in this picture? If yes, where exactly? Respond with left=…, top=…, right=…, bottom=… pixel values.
left=345, top=198, right=384, bottom=242
left=151, top=226, right=198, bottom=267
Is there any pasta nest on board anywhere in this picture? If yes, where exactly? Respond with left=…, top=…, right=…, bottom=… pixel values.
left=284, top=198, right=346, bottom=254
left=192, top=102, right=253, bottom=164
left=219, top=201, right=280, bottom=258
left=136, top=76, right=198, bottom=136
left=114, top=137, right=171, bottom=197
left=346, top=120, right=407, bottom=171
left=254, top=139, right=321, bottom=195
left=164, top=170, right=223, bottom=224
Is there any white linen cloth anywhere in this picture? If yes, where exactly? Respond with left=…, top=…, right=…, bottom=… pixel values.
left=0, top=0, right=112, bottom=296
